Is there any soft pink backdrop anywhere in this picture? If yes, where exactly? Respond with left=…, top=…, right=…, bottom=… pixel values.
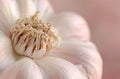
left=50, top=0, right=120, bottom=79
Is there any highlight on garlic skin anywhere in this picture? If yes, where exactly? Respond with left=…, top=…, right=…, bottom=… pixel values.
left=0, top=0, right=103, bottom=79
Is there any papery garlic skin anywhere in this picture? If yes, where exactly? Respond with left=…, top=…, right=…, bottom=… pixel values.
left=0, top=31, right=15, bottom=72
left=0, top=58, right=43, bottom=79
left=0, top=0, right=103, bottom=79
left=10, top=12, right=60, bottom=59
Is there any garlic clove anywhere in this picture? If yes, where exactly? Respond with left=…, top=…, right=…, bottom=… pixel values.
left=0, top=31, right=16, bottom=73
left=0, top=57, right=43, bottom=79
left=48, top=12, right=90, bottom=41
left=50, top=39, right=103, bottom=79
left=35, top=57, right=82, bottom=79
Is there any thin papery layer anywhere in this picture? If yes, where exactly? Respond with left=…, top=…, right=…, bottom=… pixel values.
left=0, top=31, right=15, bottom=73
left=0, top=57, right=43, bottom=79
left=48, top=12, right=90, bottom=41
left=35, top=57, right=85, bottom=79
left=50, top=39, right=103, bottom=79
left=16, top=0, right=53, bottom=18
left=34, top=0, right=54, bottom=20
left=0, top=0, right=19, bottom=35
left=16, top=0, right=36, bottom=18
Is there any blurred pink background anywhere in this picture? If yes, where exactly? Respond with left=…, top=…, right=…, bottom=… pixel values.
left=50, top=0, right=120, bottom=79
